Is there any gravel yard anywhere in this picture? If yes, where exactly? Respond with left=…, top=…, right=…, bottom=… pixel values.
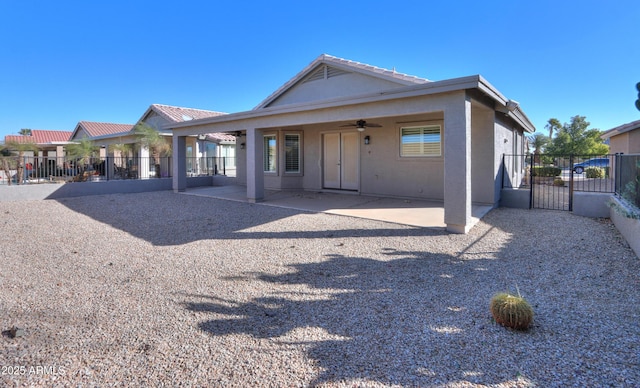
left=1, top=191, right=638, bottom=387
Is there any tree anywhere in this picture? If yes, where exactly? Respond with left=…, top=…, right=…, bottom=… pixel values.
left=133, top=122, right=171, bottom=177
left=66, top=137, right=99, bottom=170
left=0, top=145, right=15, bottom=185
left=527, top=132, right=549, bottom=154
left=545, top=118, right=562, bottom=139
left=18, top=128, right=32, bottom=136
left=1, top=139, right=38, bottom=185
left=544, top=115, right=609, bottom=156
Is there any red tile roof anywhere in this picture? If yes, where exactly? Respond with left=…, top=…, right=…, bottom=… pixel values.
left=205, top=133, right=236, bottom=142
left=78, top=121, right=133, bottom=137
left=4, top=129, right=73, bottom=145
left=151, top=104, right=227, bottom=123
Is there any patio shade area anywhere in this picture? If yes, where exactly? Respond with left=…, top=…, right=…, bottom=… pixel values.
left=182, top=185, right=493, bottom=228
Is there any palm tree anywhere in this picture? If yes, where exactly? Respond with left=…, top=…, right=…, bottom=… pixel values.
left=66, top=137, right=99, bottom=176
left=527, top=133, right=549, bottom=155
left=2, top=139, right=38, bottom=185
left=0, top=145, right=15, bottom=185
left=133, top=122, right=171, bottom=177
left=545, top=118, right=562, bottom=139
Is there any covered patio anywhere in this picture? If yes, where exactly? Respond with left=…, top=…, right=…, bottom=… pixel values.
left=181, top=185, right=493, bottom=228
left=168, top=55, right=534, bottom=233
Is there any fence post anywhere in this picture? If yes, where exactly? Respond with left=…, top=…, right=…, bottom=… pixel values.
left=528, top=154, right=534, bottom=209
left=568, top=154, right=574, bottom=211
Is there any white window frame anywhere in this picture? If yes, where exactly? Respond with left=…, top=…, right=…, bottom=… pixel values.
left=283, top=132, right=302, bottom=175
left=263, top=134, right=277, bottom=173
left=400, top=125, right=442, bottom=157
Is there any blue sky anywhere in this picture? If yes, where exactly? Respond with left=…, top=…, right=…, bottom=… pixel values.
left=1, top=1, right=638, bottom=140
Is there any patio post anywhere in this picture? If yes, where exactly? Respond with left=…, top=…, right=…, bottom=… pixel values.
left=246, top=127, right=264, bottom=202
left=444, top=92, right=472, bottom=234
left=173, top=135, right=187, bottom=192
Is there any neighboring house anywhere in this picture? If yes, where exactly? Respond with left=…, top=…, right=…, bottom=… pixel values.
left=601, top=119, right=640, bottom=154
left=168, top=54, right=535, bottom=234
left=3, top=129, right=74, bottom=178
left=68, top=105, right=234, bottom=178
left=4, top=129, right=74, bottom=154
left=136, top=104, right=233, bottom=175
left=70, top=121, right=135, bottom=154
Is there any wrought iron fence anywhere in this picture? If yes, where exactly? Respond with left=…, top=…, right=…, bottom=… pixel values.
left=185, top=156, right=234, bottom=177
left=615, top=153, right=640, bottom=210
left=502, top=154, right=617, bottom=211
left=0, top=156, right=236, bottom=185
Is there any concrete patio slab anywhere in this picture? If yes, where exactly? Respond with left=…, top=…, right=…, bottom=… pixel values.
left=182, top=185, right=493, bottom=229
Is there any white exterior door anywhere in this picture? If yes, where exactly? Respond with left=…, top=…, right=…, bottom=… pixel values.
left=323, top=131, right=359, bottom=190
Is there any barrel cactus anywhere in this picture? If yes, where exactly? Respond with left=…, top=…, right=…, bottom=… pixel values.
left=490, top=292, right=534, bottom=330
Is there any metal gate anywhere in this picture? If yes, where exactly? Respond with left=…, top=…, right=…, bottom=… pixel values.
left=503, top=154, right=615, bottom=211
left=530, top=154, right=572, bottom=210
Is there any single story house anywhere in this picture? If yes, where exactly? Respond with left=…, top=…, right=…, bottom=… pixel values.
left=136, top=104, right=235, bottom=176
left=2, top=130, right=74, bottom=181
left=601, top=119, right=640, bottom=154
left=68, top=105, right=235, bottom=178
left=169, top=54, right=535, bottom=233
left=4, top=129, right=74, bottom=156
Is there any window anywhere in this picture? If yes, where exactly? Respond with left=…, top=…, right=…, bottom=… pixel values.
left=263, top=135, right=277, bottom=172
left=284, top=133, right=301, bottom=173
left=400, top=125, right=441, bottom=157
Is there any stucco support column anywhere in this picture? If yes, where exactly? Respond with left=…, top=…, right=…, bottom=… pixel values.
left=444, top=93, right=472, bottom=234
left=139, top=146, right=150, bottom=179
left=172, top=135, right=187, bottom=192
left=246, top=128, right=264, bottom=202
left=56, top=145, right=64, bottom=170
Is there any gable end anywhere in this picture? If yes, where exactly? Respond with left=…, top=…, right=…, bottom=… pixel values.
left=303, top=65, right=350, bottom=84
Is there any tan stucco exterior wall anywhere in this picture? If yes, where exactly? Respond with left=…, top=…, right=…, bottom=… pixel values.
left=609, top=133, right=630, bottom=154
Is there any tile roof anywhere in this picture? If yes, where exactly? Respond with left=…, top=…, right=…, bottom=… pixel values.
left=4, top=129, right=73, bottom=145
left=205, top=133, right=236, bottom=142
left=150, top=104, right=227, bottom=123
left=78, top=121, right=133, bottom=138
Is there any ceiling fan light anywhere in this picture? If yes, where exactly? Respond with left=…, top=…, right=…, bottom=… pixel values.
left=357, top=126, right=366, bottom=132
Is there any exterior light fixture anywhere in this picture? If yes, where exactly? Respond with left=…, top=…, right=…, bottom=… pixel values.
left=240, top=142, right=246, bottom=149
left=364, top=135, right=370, bottom=145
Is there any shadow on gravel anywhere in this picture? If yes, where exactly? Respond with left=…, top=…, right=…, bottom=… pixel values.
left=182, top=251, right=534, bottom=386
left=54, top=192, right=444, bottom=246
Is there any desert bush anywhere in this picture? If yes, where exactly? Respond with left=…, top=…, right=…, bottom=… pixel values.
left=532, top=166, right=561, bottom=177
left=585, top=167, right=605, bottom=179
left=553, top=178, right=565, bottom=187
left=490, top=292, right=534, bottom=330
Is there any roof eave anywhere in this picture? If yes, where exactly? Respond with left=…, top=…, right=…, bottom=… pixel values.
left=169, top=75, right=535, bottom=133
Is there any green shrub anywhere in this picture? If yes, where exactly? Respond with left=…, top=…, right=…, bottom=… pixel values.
left=553, top=178, right=565, bottom=187
left=585, top=167, right=605, bottom=179
left=532, top=166, right=561, bottom=177
left=490, top=292, right=534, bottom=330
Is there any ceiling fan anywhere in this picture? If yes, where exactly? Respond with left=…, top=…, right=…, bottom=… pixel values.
left=340, top=119, right=382, bottom=132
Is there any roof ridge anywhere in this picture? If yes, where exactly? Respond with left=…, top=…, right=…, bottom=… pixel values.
left=151, top=103, right=227, bottom=115
left=80, top=120, right=133, bottom=126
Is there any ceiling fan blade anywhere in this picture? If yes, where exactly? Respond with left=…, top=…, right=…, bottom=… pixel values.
left=366, top=123, right=383, bottom=127
left=339, top=123, right=357, bottom=127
